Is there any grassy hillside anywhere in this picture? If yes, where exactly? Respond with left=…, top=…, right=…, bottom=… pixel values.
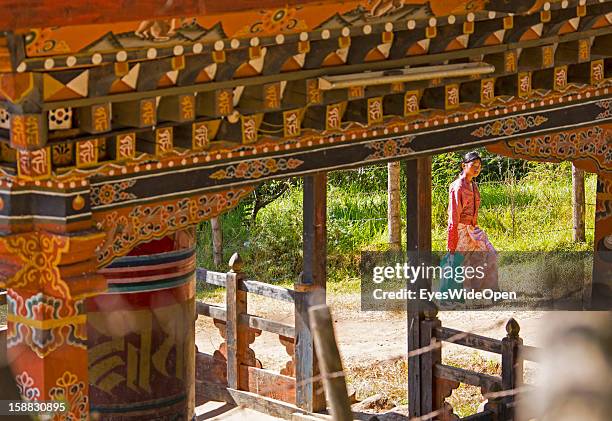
left=196, top=159, right=597, bottom=294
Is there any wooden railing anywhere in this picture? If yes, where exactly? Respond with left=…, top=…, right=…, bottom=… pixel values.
left=0, top=289, right=6, bottom=306
left=195, top=254, right=311, bottom=418
left=417, top=308, right=541, bottom=421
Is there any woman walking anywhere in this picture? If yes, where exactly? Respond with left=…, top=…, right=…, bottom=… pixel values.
left=447, top=151, right=499, bottom=290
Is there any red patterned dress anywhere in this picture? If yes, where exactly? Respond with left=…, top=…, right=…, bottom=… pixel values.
left=447, top=173, right=498, bottom=290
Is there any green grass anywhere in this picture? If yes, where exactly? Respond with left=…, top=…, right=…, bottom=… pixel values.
left=195, top=161, right=597, bottom=298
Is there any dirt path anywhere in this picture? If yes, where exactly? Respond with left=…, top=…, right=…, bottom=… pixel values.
left=194, top=293, right=561, bottom=419
left=195, top=293, right=547, bottom=373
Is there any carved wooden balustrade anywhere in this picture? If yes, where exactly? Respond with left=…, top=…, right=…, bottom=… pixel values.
left=194, top=253, right=320, bottom=418
left=416, top=307, right=542, bottom=421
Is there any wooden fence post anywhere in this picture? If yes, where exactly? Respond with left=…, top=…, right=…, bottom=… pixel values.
left=226, top=252, right=248, bottom=391
left=308, top=304, right=353, bottom=421
left=420, top=305, right=441, bottom=416
left=572, top=164, right=586, bottom=242
left=405, top=157, right=432, bottom=419
left=501, top=318, right=523, bottom=419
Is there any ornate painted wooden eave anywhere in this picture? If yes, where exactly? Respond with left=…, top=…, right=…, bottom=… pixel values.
left=0, top=1, right=610, bottom=420
left=0, top=1, right=609, bottom=257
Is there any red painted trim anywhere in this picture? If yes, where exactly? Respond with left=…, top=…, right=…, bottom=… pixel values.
left=0, top=0, right=336, bottom=31
left=103, top=263, right=195, bottom=284
left=86, top=279, right=195, bottom=311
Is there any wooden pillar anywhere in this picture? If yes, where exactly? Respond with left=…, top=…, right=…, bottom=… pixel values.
left=295, top=172, right=327, bottom=413
left=572, top=164, right=586, bottom=242
left=405, top=157, right=432, bottom=252
left=0, top=230, right=106, bottom=421
left=420, top=307, right=442, bottom=416
left=592, top=173, right=612, bottom=310
left=226, top=253, right=248, bottom=391
left=211, top=217, right=223, bottom=266
left=388, top=161, right=402, bottom=251
left=404, top=157, right=432, bottom=419
left=502, top=319, right=524, bottom=420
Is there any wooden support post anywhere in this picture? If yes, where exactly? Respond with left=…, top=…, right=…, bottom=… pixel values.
left=501, top=318, right=524, bottom=420
left=0, top=230, right=106, bottom=420
left=295, top=172, right=327, bottom=413
left=405, top=157, right=432, bottom=419
left=405, top=157, right=432, bottom=252
left=572, top=164, right=586, bottom=242
left=226, top=252, right=249, bottom=391
left=211, top=217, right=223, bottom=267
left=420, top=306, right=442, bottom=416
left=388, top=161, right=402, bottom=251
left=308, top=304, right=352, bottom=421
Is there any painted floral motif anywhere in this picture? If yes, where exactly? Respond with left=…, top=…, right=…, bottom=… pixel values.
left=595, top=177, right=612, bottom=222
left=49, top=371, right=88, bottom=421
left=365, top=136, right=415, bottom=160
left=91, top=180, right=137, bottom=206
left=507, top=126, right=611, bottom=172
left=230, top=6, right=309, bottom=36
left=15, top=371, right=41, bottom=401
left=0, top=233, right=70, bottom=298
left=95, top=187, right=255, bottom=266
left=471, top=115, right=548, bottom=138
left=595, top=99, right=612, bottom=120
left=210, top=158, right=304, bottom=180
left=6, top=291, right=87, bottom=358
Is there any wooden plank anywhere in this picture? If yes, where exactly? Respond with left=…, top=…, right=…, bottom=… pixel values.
left=196, top=302, right=227, bottom=320
left=196, top=301, right=295, bottom=338
left=225, top=264, right=249, bottom=390
left=196, top=269, right=296, bottom=302
left=242, top=365, right=296, bottom=404
left=196, top=268, right=228, bottom=287
left=434, top=327, right=503, bottom=354
left=228, top=387, right=310, bottom=420
left=309, top=304, right=353, bottom=421
left=434, top=364, right=502, bottom=390
left=241, top=279, right=296, bottom=303
left=243, top=314, right=295, bottom=339
left=518, top=345, right=542, bottom=363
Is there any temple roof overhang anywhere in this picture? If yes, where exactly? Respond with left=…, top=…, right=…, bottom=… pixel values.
left=0, top=0, right=609, bottom=251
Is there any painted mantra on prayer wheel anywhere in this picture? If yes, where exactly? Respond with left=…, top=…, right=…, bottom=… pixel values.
left=86, top=231, right=196, bottom=420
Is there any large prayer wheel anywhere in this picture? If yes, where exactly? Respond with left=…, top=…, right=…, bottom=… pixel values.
left=86, top=230, right=196, bottom=420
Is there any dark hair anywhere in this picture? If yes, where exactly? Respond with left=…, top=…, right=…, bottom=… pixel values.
left=462, top=151, right=482, bottom=164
